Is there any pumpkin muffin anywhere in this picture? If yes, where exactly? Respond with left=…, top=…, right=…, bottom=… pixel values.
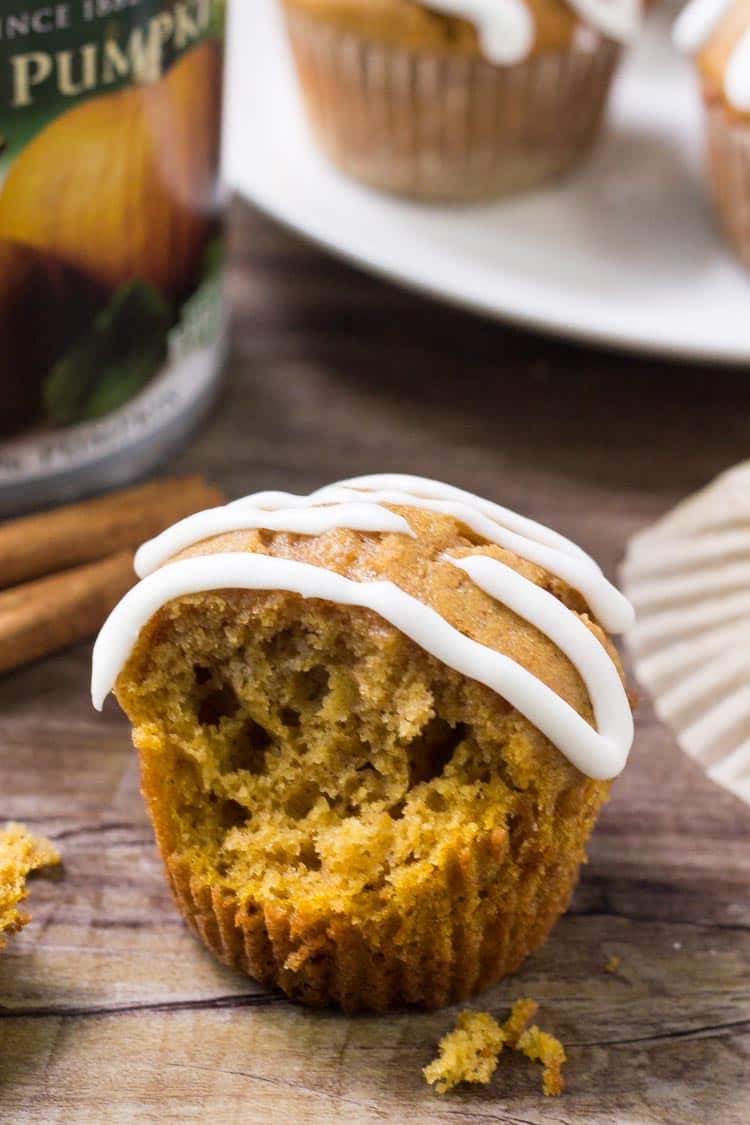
left=279, top=0, right=641, bottom=199
left=675, top=0, right=750, bottom=267
left=92, top=475, right=635, bottom=1011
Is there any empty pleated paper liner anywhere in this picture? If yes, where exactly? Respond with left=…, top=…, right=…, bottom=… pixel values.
left=92, top=474, right=635, bottom=1011
left=621, top=461, right=750, bottom=806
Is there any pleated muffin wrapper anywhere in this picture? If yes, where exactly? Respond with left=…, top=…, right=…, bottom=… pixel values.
left=282, top=6, right=621, bottom=201
left=157, top=779, right=605, bottom=1012
left=621, top=461, right=750, bottom=806
left=706, top=106, right=750, bottom=270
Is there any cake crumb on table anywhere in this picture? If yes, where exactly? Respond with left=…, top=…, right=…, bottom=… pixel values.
left=424, top=998, right=565, bottom=1097
left=517, top=1026, right=567, bottom=1096
left=604, top=954, right=621, bottom=973
left=423, top=1011, right=506, bottom=1094
left=0, top=823, right=59, bottom=950
left=500, top=997, right=539, bottom=1044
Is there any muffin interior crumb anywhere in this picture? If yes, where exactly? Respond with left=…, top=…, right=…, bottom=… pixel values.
left=125, top=595, right=547, bottom=923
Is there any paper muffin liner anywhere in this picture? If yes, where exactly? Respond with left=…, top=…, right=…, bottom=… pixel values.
left=157, top=786, right=602, bottom=1012
left=622, top=462, right=750, bottom=806
left=706, top=106, right=750, bottom=270
left=281, top=7, right=621, bottom=201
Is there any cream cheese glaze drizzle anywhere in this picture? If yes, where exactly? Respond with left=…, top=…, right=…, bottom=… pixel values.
left=674, top=0, right=750, bottom=112
left=424, top=0, right=534, bottom=64
left=93, top=475, right=635, bottom=781
left=421, top=0, right=640, bottom=66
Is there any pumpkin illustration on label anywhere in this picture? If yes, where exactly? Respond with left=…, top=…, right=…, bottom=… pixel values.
left=0, top=3, right=228, bottom=515
left=0, top=40, right=223, bottom=300
left=0, top=240, right=102, bottom=433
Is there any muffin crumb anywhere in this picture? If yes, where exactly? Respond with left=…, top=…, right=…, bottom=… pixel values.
left=423, top=1010, right=505, bottom=1094
left=425, top=999, right=565, bottom=1096
left=516, top=1026, right=567, bottom=1096
left=0, top=823, right=59, bottom=949
left=500, top=997, right=539, bottom=1045
left=604, top=954, right=621, bottom=974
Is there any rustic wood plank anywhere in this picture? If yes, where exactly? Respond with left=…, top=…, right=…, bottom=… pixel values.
left=1, top=198, right=749, bottom=1123
left=4, top=1005, right=748, bottom=1124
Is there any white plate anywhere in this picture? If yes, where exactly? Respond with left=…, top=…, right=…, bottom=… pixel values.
left=225, top=0, right=750, bottom=364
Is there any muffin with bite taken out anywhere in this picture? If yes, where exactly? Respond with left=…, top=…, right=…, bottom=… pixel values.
left=92, top=474, right=635, bottom=1012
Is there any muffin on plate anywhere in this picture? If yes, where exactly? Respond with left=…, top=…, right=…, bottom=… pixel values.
left=674, top=0, right=750, bottom=267
left=92, top=474, right=635, bottom=1011
left=278, top=0, right=641, bottom=200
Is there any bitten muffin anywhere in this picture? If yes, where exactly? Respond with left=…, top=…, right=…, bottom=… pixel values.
left=675, top=0, right=750, bottom=267
left=279, top=0, right=641, bottom=200
left=92, top=475, right=635, bottom=1011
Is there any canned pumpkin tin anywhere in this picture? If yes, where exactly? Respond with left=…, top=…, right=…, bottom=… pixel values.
left=0, top=0, right=227, bottom=515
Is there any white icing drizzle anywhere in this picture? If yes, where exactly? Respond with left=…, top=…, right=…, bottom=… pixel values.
left=92, top=475, right=635, bottom=780
left=448, top=554, right=633, bottom=774
left=316, top=475, right=634, bottom=633
left=92, top=553, right=630, bottom=780
left=317, top=473, right=592, bottom=560
left=134, top=503, right=414, bottom=578
left=321, top=492, right=630, bottom=632
left=674, top=0, right=750, bottom=112
left=425, top=0, right=534, bottom=65
left=135, top=474, right=634, bottom=634
left=568, top=0, right=641, bottom=42
left=422, top=0, right=640, bottom=66
left=673, top=0, right=731, bottom=52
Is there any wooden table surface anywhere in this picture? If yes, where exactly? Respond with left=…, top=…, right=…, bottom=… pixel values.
left=1, top=199, right=749, bottom=1124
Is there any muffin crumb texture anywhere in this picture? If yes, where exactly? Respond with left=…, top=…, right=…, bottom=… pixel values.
left=424, top=999, right=565, bottom=1096
left=0, top=823, right=59, bottom=949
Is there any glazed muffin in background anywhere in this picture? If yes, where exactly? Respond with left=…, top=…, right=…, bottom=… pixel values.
left=278, top=0, right=642, bottom=200
left=92, top=475, right=635, bottom=1012
left=675, top=0, right=750, bottom=267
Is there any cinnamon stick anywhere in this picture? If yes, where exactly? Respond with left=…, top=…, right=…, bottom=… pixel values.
left=0, top=552, right=136, bottom=676
left=0, top=476, right=223, bottom=590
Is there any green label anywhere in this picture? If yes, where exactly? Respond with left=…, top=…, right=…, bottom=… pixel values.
left=0, top=0, right=226, bottom=434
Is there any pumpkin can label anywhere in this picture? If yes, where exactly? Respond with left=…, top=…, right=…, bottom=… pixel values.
left=0, top=0, right=227, bottom=493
